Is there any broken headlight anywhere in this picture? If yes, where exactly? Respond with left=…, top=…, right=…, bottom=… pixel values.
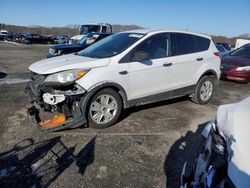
left=55, top=49, right=63, bottom=56
left=44, top=69, right=88, bottom=83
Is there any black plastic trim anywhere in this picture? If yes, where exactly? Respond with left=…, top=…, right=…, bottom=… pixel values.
left=127, top=85, right=196, bottom=107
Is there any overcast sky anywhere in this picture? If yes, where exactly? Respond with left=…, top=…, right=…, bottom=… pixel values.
left=0, top=0, right=249, bottom=37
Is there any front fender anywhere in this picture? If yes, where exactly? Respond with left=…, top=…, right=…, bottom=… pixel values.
left=80, top=81, right=129, bottom=123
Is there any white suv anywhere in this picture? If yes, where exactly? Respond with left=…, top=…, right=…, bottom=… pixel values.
left=26, top=29, right=221, bottom=131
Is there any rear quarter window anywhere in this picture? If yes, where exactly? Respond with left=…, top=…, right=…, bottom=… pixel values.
left=173, top=33, right=196, bottom=55
left=172, top=33, right=210, bottom=55
left=195, top=36, right=210, bottom=52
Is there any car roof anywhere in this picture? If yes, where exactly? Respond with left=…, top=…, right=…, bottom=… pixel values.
left=83, top=23, right=111, bottom=26
left=121, top=29, right=211, bottom=39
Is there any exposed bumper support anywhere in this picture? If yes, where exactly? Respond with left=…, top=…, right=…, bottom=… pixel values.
left=27, top=101, right=87, bottom=132
left=43, top=93, right=65, bottom=105
left=26, top=80, right=88, bottom=132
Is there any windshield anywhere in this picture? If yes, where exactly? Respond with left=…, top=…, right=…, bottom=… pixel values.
left=77, top=33, right=144, bottom=58
left=79, top=25, right=101, bottom=35
left=77, top=34, right=100, bottom=45
left=230, top=45, right=250, bottom=58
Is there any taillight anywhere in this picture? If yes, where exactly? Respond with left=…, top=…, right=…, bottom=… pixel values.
left=213, top=52, right=221, bottom=58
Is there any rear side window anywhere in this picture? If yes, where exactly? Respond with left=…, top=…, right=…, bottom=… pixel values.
left=172, top=33, right=210, bottom=55
left=195, top=36, right=210, bottom=52
left=173, top=33, right=196, bottom=55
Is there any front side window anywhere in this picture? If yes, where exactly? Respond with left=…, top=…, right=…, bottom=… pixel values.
left=77, top=33, right=144, bottom=58
left=132, top=33, right=172, bottom=60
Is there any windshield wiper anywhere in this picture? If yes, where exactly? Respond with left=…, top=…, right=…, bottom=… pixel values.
left=74, top=52, right=88, bottom=57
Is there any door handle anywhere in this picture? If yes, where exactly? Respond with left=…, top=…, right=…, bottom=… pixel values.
left=163, top=63, right=172, bottom=67
left=196, top=57, right=203, bottom=61
left=119, top=70, right=128, bottom=75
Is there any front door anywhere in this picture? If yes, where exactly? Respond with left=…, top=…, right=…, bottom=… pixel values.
left=127, top=33, right=176, bottom=100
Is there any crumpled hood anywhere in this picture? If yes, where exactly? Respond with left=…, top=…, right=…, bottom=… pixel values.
left=29, top=54, right=110, bottom=74
left=217, top=97, right=250, bottom=188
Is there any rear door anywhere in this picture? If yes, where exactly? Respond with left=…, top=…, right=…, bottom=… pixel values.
left=171, top=33, right=210, bottom=88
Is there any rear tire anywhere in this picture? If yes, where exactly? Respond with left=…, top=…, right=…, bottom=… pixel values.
left=191, top=76, right=215, bottom=104
left=87, top=88, right=122, bottom=129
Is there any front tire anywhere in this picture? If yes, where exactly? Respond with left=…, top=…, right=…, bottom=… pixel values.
left=87, top=88, right=122, bottom=129
left=191, top=76, right=215, bottom=104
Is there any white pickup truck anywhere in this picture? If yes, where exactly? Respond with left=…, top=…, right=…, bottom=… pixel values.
left=0, top=30, right=8, bottom=41
left=70, top=23, right=112, bottom=43
left=235, top=38, right=250, bottom=49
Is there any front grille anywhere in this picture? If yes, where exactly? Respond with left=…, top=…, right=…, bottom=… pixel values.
left=220, top=64, right=235, bottom=71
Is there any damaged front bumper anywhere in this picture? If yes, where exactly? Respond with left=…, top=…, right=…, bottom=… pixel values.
left=180, top=119, right=231, bottom=188
left=26, top=73, right=87, bottom=132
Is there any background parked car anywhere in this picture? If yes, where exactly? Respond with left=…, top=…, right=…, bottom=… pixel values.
left=4, top=32, right=19, bottom=41
left=47, top=33, right=111, bottom=58
left=0, top=30, right=8, bottom=41
left=235, top=38, right=250, bottom=49
left=14, top=33, right=54, bottom=44
left=52, top=35, right=70, bottom=44
left=180, top=96, right=250, bottom=188
left=216, top=44, right=230, bottom=56
left=221, top=44, right=250, bottom=82
left=70, top=23, right=112, bottom=43
left=216, top=42, right=231, bottom=51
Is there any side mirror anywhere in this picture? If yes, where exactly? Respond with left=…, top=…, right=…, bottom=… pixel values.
left=132, top=51, right=149, bottom=62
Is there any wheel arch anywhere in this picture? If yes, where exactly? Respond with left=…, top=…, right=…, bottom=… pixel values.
left=197, top=69, right=218, bottom=84
left=80, top=82, right=129, bottom=120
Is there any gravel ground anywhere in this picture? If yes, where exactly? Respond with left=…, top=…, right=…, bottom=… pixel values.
left=0, top=42, right=250, bottom=188
left=0, top=42, right=48, bottom=74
